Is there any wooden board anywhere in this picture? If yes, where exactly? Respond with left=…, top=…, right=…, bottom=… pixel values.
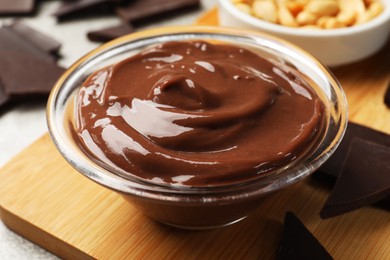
left=1, top=9, right=389, bottom=260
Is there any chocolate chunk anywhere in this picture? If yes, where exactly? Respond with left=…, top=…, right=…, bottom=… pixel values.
left=7, top=21, right=61, bottom=56
left=277, top=212, right=333, bottom=260
left=385, top=82, right=390, bottom=108
left=319, top=122, right=390, bottom=178
left=87, top=23, right=135, bottom=43
left=116, top=0, right=200, bottom=24
left=53, top=0, right=122, bottom=20
left=0, top=26, right=54, bottom=62
left=0, top=53, right=64, bottom=96
left=0, top=0, right=35, bottom=16
left=320, top=139, right=390, bottom=218
left=0, top=23, right=64, bottom=107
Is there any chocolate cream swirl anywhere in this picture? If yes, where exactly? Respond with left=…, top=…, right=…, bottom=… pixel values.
left=75, top=41, right=325, bottom=186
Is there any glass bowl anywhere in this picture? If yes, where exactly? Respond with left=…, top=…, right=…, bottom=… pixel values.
left=47, top=26, right=347, bottom=229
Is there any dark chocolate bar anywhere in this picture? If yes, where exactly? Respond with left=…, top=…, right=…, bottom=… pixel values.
left=277, top=212, right=333, bottom=260
left=0, top=26, right=54, bottom=62
left=320, top=138, right=390, bottom=218
left=8, top=21, right=61, bottom=55
left=53, top=0, right=122, bottom=20
left=116, top=0, right=200, bottom=24
left=87, top=23, right=135, bottom=43
left=0, top=22, right=64, bottom=107
left=0, top=0, right=35, bottom=16
left=0, top=53, right=64, bottom=96
left=319, top=122, right=390, bottom=177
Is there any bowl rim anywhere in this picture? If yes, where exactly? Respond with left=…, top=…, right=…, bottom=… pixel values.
left=219, top=0, right=390, bottom=37
left=47, top=25, right=348, bottom=202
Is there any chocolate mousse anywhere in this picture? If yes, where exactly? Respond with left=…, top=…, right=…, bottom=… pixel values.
left=73, top=40, right=325, bottom=187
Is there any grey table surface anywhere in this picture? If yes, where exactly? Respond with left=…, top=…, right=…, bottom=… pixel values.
left=0, top=0, right=216, bottom=258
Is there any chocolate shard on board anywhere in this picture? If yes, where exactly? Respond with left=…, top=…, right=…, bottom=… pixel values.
left=53, top=0, right=122, bottom=20
left=0, top=53, right=65, bottom=96
left=87, top=22, right=135, bottom=42
left=116, top=0, right=200, bottom=24
left=277, top=212, right=333, bottom=260
left=0, top=26, right=54, bottom=62
left=0, top=23, right=64, bottom=107
left=320, top=138, right=390, bottom=219
left=7, top=21, right=61, bottom=56
left=319, top=122, right=390, bottom=178
left=385, top=82, right=390, bottom=108
left=0, top=0, right=35, bottom=16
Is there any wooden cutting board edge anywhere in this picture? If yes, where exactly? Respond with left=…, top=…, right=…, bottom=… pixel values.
left=0, top=203, right=93, bottom=260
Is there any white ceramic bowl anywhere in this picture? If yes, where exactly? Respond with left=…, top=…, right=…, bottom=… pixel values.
left=47, top=26, right=347, bottom=229
left=219, top=0, right=390, bottom=67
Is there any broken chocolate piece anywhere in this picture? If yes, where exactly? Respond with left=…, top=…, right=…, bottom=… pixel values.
left=0, top=23, right=64, bottom=107
left=116, top=0, right=200, bottom=24
left=0, top=0, right=35, bottom=16
left=7, top=21, right=61, bottom=55
left=53, top=0, right=121, bottom=20
left=277, top=212, right=333, bottom=260
left=319, top=122, right=390, bottom=177
left=0, top=53, right=64, bottom=96
left=0, top=26, right=54, bottom=62
left=87, top=22, right=134, bottom=42
left=385, top=82, right=390, bottom=108
left=320, top=139, right=390, bottom=218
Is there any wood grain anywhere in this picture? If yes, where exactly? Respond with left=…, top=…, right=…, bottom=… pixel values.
left=0, top=8, right=389, bottom=260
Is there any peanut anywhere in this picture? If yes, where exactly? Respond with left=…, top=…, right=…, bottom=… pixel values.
left=337, top=10, right=356, bottom=26
left=304, top=0, right=340, bottom=17
left=252, top=0, right=278, bottom=23
left=277, top=1, right=299, bottom=26
left=286, top=0, right=310, bottom=16
left=336, top=0, right=358, bottom=26
left=296, top=11, right=318, bottom=25
left=356, top=1, right=384, bottom=24
left=317, top=16, right=345, bottom=28
left=350, top=0, right=367, bottom=14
